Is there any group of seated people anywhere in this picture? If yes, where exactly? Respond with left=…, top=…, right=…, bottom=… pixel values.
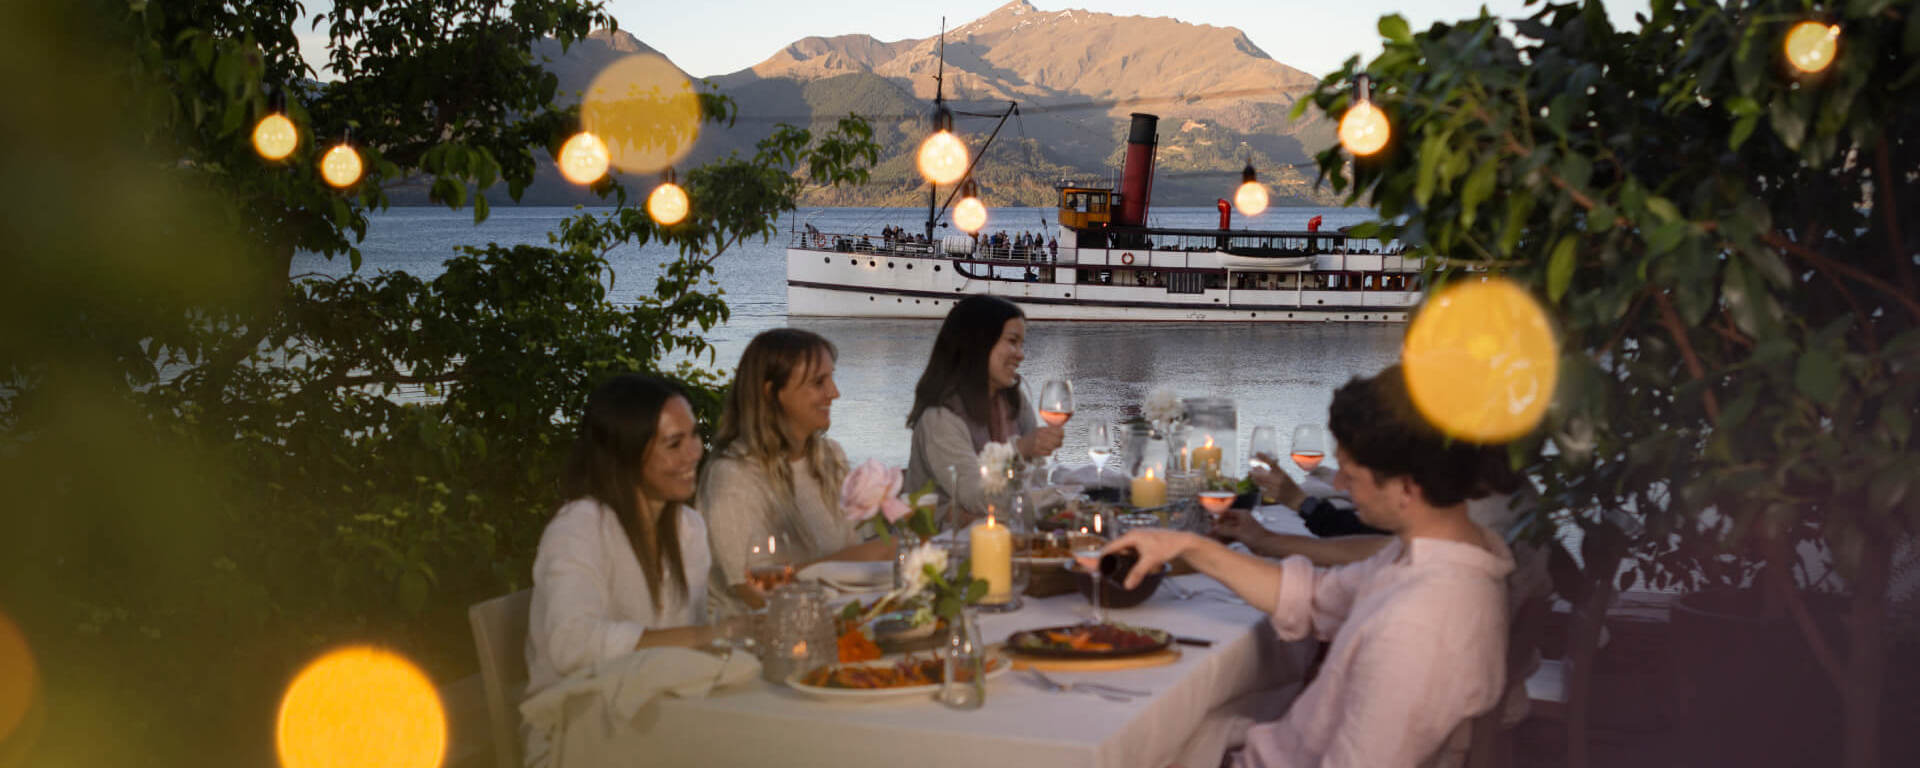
left=523, top=293, right=1534, bottom=767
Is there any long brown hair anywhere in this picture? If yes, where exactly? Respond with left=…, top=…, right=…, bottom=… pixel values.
left=907, top=295, right=1025, bottom=431
left=713, top=329, right=847, bottom=516
left=561, top=373, right=689, bottom=607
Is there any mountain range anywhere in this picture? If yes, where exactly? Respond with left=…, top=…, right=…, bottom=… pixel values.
left=495, top=0, right=1339, bottom=210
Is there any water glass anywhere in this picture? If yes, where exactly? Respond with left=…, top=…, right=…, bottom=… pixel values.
left=759, top=583, right=834, bottom=684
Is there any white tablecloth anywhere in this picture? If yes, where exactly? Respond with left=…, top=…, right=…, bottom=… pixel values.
left=623, top=508, right=1319, bottom=768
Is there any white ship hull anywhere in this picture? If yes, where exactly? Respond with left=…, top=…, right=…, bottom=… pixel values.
left=786, top=238, right=1420, bottom=323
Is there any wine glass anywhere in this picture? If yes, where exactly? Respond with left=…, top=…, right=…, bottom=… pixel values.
left=1037, top=379, right=1074, bottom=429
left=746, top=532, right=796, bottom=596
left=1248, top=426, right=1280, bottom=473
left=1087, top=421, right=1112, bottom=471
left=1291, top=424, right=1328, bottom=473
left=1198, top=490, right=1236, bottom=518
left=1072, top=539, right=1107, bottom=626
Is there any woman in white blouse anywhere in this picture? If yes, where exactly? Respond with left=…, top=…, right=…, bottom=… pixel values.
left=904, top=295, right=1064, bottom=516
left=701, top=329, right=890, bottom=614
left=525, top=373, right=730, bottom=699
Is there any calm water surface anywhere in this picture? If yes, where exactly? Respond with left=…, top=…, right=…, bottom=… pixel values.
left=293, top=205, right=1402, bottom=469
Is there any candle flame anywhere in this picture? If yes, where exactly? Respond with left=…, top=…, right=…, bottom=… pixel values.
left=1203, top=435, right=1215, bottom=449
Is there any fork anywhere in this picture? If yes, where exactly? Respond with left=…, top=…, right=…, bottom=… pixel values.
left=1023, top=669, right=1148, bottom=700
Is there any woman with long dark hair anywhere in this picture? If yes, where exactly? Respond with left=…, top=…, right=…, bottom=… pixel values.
left=525, top=373, right=727, bottom=700
left=701, top=328, right=889, bottom=614
left=905, top=295, right=1064, bottom=515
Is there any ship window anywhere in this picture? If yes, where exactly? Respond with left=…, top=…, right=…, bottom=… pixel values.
left=868, top=260, right=876, bottom=267
left=888, top=262, right=895, bottom=268
left=907, top=264, right=914, bottom=270
left=823, top=257, right=830, bottom=264
left=849, top=259, right=856, bottom=265
left=934, top=266, right=942, bottom=272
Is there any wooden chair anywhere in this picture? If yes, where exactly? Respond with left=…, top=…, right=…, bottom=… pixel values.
left=469, top=589, right=532, bottom=768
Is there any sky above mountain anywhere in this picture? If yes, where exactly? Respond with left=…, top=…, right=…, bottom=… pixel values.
left=608, top=0, right=1649, bottom=80
left=296, top=0, right=1649, bottom=84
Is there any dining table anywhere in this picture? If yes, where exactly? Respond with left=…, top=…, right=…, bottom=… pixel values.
left=633, top=507, right=1320, bottom=768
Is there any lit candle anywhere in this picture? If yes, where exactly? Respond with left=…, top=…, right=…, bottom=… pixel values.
left=970, top=514, right=1014, bottom=603
left=1130, top=467, right=1168, bottom=509
left=1191, top=436, right=1223, bottom=479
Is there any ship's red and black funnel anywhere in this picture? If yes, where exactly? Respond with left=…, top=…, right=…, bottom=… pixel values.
left=1116, top=113, right=1158, bottom=228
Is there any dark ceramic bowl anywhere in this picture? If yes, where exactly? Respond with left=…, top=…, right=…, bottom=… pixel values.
left=1071, top=552, right=1166, bottom=608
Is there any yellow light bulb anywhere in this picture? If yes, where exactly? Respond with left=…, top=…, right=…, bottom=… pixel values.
left=1338, top=101, right=1391, bottom=157
left=916, top=130, right=969, bottom=186
left=1784, top=21, right=1840, bottom=74
left=276, top=646, right=445, bottom=768
left=1402, top=278, right=1559, bottom=443
left=557, top=131, right=611, bottom=185
left=954, top=196, right=988, bottom=233
left=581, top=53, right=702, bottom=175
left=0, top=612, right=36, bottom=745
left=320, top=144, right=363, bottom=188
left=648, top=181, right=689, bottom=226
left=252, top=113, right=298, bottom=161
left=1234, top=181, right=1269, bottom=217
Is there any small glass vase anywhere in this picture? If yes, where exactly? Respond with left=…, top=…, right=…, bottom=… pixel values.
left=939, top=606, right=987, bottom=709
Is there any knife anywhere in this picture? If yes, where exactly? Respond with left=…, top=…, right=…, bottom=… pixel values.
left=1173, top=636, right=1213, bottom=647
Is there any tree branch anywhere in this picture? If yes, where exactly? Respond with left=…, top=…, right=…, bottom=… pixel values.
left=1653, top=291, right=1721, bottom=422
left=318, top=371, right=463, bottom=388
left=1767, top=233, right=1920, bottom=323
left=1766, top=534, right=1847, bottom=692
left=1876, top=134, right=1915, bottom=297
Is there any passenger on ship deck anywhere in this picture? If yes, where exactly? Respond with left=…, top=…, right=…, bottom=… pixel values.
left=905, top=295, right=1064, bottom=518
left=700, top=329, right=891, bottom=616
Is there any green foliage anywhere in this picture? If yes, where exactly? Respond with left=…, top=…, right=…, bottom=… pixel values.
left=1302, top=0, right=1919, bottom=600
left=2, top=1, right=880, bottom=766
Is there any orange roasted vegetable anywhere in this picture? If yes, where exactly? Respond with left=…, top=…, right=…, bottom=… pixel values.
left=837, top=627, right=882, bottom=662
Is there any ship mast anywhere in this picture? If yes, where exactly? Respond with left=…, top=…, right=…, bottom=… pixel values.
left=924, top=18, right=947, bottom=242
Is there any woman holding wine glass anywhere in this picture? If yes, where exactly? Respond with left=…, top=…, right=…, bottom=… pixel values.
left=701, top=329, right=891, bottom=616
left=525, top=374, right=733, bottom=702
left=906, top=296, right=1064, bottom=517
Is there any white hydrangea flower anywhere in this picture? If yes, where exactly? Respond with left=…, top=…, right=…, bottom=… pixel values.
left=1144, top=386, right=1185, bottom=425
left=897, top=543, right=949, bottom=596
left=978, top=440, right=1018, bottom=494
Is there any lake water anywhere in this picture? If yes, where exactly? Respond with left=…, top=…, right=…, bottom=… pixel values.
left=292, top=205, right=1402, bottom=469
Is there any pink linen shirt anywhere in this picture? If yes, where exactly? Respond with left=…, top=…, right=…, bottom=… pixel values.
left=1236, top=528, right=1514, bottom=768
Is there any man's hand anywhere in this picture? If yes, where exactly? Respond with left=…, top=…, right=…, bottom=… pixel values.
left=1018, top=424, right=1065, bottom=458
left=1249, top=453, right=1308, bottom=509
left=1209, top=506, right=1273, bottom=548
left=1097, top=529, right=1204, bottom=589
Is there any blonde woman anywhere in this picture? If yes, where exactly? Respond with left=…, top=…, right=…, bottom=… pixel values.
left=701, top=328, right=890, bottom=614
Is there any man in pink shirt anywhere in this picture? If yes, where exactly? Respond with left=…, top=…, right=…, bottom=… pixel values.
left=1102, top=367, right=1515, bottom=767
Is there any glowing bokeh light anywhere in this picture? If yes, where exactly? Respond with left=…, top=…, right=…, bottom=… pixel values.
left=251, top=113, right=299, bottom=161
left=319, top=144, right=363, bottom=188
left=647, top=181, right=689, bottom=226
left=1402, top=278, right=1559, bottom=443
left=953, top=195, right=988, bottom=233
left=1784, top=21, right=1840, bottom=74
left=276, top=646, right=445, bottom=768
left=0, top=612, right=36, bottom=745
left=916, top=130, right=969, bottom=186
left=557, top=131, right=611, bottom=185
left=581, top=54, right=701, bottom=175
left=1234, top=181, right=1269, bottom=217
left=1338, top=101, right=1391, bottom=157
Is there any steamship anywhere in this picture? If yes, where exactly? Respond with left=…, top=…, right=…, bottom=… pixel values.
left=784, top=113, right=1422, bottom=322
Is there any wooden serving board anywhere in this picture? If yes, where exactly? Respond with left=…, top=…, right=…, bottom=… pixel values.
left=1003, top=646, right=1181, bottom=672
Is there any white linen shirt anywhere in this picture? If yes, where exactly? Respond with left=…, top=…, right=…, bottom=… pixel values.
left=1237, top=529, right=1514, bottom=768
left=524, top=498, right=711, bottom=698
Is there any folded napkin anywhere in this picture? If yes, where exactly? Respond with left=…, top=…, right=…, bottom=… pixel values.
left=796, top=560, right=893, bottom=593
left=520, top=646, right=760, bottom=768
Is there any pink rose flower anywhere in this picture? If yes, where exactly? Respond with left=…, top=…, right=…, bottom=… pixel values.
left=841, top=458, right=904, bottom=522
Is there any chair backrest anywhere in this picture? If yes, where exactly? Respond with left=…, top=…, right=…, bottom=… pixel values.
left=469, top=589, right=532, bottom=768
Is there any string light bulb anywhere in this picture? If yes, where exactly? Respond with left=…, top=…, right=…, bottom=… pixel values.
left=557, top=131, right=611, bottom=185
left=1233, top=162, right=1269, bottom=217
left=954, top=181, right=988, bottom=234
left=1784, top=21, right=1840, bottom=74
left=916, top=105, right=969, bottom=185
left=319, top=140, right=363, bottom=188
left=252, top=113, right=298, bottom=161
left=647, top=170, right=689, bottom=226
left=1338, top=74, right=1391, bottom=157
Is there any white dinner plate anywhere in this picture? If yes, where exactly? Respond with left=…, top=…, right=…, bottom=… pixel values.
left=785, top=654, right=1011, bottom=701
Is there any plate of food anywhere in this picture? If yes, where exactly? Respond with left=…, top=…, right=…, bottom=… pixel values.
left=787, top=653, right=1010, bottom=700
left=1017, top=533, right=1105, bottom=567
left=1004, top=623, right=1172, bottom=658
